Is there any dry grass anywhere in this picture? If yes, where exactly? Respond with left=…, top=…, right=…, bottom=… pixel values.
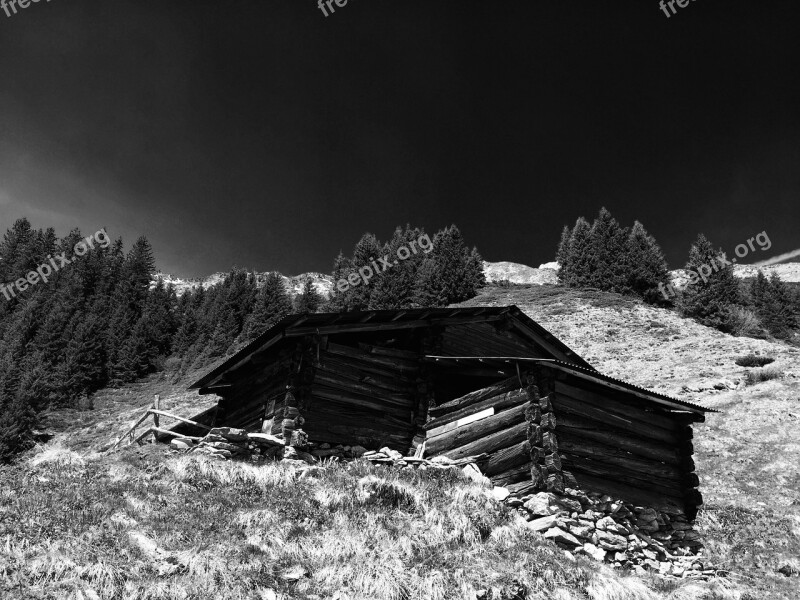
left=0, top=447, right=752, bottom=600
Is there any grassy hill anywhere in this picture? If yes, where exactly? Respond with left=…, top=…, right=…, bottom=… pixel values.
left=2, top=284, right=799, bottom=599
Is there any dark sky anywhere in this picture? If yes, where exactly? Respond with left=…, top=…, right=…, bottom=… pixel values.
left=1, top=1, right=798, bottom=277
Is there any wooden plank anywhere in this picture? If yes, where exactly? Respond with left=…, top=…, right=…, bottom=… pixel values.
left=426, top=403, right=528, bottom=455
left=570, top=471, right=686, bottom=515
left=425, top=389, right=528, bottom=430
left=148, top=409, right=214, bottom=431
left=429, top=376, right=521, bottom=416
left=480, top=440, right=531, bottom=476
left=357, top=343, right=419, bottom=360
left=560, top=456, right=686, bottom=499
left=150, top=427, right=204, bottom=441
left=556, top=433, right=689, bottom=482
left=427, top=407, right=495, bottom=438
left=491, top=462, right=533, bottom=486
left=109, top=403, right=154, bottom=451
left=288, top=314, right=505, bottom=337
left=440, top=421, right=529, bottom=460
left=556, top=415, right=691, bottom=466
left=556, top=381, right=680, bottom=430
left=552, top=394, right=679, bottom=445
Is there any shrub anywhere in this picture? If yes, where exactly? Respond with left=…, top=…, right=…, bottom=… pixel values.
left=744, top=367, right=783, bottom=385
left=725, top=306, right=765, bottom=338
left=735, top=354, right=775, bottom=368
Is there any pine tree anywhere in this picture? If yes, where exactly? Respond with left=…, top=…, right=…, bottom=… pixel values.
left=588, top=208, right=630, bottom=292
left=294, top=277, right=322, bottom=314
left=326, top=252, right=354, bottom=312
left=555, top=225, right=572, bottom=285
left=626, top=221, right=670, bottom=304
left=240, top=272, right=292, bottom=342
left=414, top=225, right=482, bottom=307
left=679, top=234, right=740, bottom=331
left=565, top=217, right=593, bottom=287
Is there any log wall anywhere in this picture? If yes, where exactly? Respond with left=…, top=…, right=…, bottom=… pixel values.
left=303, top=341, right=420, bottom=450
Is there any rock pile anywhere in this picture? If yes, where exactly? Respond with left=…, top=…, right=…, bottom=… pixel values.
left=504, top=487, right=710, bottom=578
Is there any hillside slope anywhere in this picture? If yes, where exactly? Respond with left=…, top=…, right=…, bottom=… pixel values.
left=4, top=284, right=799, bottom=599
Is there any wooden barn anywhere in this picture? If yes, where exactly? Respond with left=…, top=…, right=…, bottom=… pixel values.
left=185, top=306, right=711, bottom=518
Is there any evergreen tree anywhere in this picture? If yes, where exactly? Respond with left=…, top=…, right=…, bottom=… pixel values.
left=326, top=252, right=355, bottom=312
left=565, top=217, right=593, bottom=287
left=294, top=277, right=322, bottom=314
left=679, top=234, right=740, bottom=331
left=626, top=221, right=670, bottom=304
left=587, top=208, right=630, bottom=292
left=414, top=225, right=483, bottom=307
left=555, top=225, right=572, bottom=285
left=240, top=272, right=292, bottom=342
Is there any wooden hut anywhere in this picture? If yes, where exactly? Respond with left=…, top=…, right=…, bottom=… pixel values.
left=186, top=306, right=711, bottom=518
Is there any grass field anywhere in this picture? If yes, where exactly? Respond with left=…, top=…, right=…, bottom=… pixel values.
left=2, top=283, right=798, bottom=599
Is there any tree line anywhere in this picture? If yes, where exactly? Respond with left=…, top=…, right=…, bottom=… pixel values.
left=0, top=219, right=484, bottom=461
left=556, top=208, right=800, bottom=339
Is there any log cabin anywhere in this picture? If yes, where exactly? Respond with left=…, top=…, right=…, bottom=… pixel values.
left=184, top=306, right=711, bottom=519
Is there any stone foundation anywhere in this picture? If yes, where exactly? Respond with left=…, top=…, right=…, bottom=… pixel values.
left=505, top=487, right=709, bottom=578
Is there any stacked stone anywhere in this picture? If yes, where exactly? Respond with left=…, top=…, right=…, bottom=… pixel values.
left=171, top=427, right=287, bottom=461
left=505, top=487, right=710, bottom=578
left=362, top=448, right=487, bottom=472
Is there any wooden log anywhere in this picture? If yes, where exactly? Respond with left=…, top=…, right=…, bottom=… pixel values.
left=539, top=394, right=553, bottom=412
left=316, top=358, right=416, bottom=393
left=525, top=401, right=541, bottom=424
left=506, top=480, right=538, bottom=496
left=544, top=452, right=562, bottom=472
left=148, top=409, right=214, bottom=431
left=491, top=462, right=533, bottom=486
left=528, top=423, right=543, bottom=446
left=572, top=471, right=686, bottom=515
left=426, top=403, right=528, bottom=455
left=320, top=350, right=416, bottom=380
left=153, top=395, right=160, bottom=430
left=150, top=427, right=203, bottom=442
left=556, top=415, right=692, bottom=466
left=543, top=431, right=558, bottom=454
left=110, top=403, right=154, bottom=450
left=440, top=421, right=529, bottom=460
left=555, top=434, right=690, bottom=482
left=480, top=440, right=531, bottom=476
left=425, top=389, right=528, bottom=430
left=429, top=376, right=521, bottom=416
left=552, top=394, right=679, bottom=445
left=427, top=408, right=495, bottom=438
left=357, top=343, right=419, bottom=360
left=326, top=342, right=420, bottom=372
left=312, top=372, right=412, bottom=406
left=555, top=381, right=681, bottom=431
left=561, top=456, right=685, bottom=499
left=310, top=387, right=413, bottom=416
left=540, top=412, right=557, bottom=431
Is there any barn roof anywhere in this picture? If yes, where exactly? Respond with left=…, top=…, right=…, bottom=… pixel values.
left=422, top=355, right=714, bottom=415
left=189, top=305, right=593, bottom=390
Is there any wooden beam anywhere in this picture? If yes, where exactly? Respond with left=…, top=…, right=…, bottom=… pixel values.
left=425, top=389, right=528, bottom=430
left=426, top=403, right=528, bottom=455
left=148, top=409, right=214, bottom=432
